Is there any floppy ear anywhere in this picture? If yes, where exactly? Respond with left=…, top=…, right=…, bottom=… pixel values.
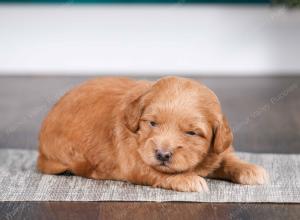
left=211, top=114, right=233, bottom=154
left=123, top=83, right=152, bottom=133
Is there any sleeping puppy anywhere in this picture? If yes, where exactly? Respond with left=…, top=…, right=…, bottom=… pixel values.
left=38, top=76, right=268, bottom=192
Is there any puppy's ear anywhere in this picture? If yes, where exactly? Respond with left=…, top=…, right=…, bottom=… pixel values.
left=211, top=114, right=233, bottom=154
left=123, top=83, right=152, bottom=133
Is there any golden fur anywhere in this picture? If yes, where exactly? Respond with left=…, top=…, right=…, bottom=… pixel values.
left=38, top=76, right=268, bottom=192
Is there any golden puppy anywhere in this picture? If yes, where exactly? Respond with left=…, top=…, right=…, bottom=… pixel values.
left=38, top=77, right=268, bottom=192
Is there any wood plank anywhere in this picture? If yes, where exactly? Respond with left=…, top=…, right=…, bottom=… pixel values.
left=1, top=76, right=299, bottom=153
left=1, top=202, right=300, bottom=220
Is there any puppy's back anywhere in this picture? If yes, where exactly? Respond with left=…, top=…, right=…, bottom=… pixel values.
left=38, top=77, right=138, bottom=175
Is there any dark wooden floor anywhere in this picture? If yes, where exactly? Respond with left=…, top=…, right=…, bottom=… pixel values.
left=0, top=76, right=299, bottom=220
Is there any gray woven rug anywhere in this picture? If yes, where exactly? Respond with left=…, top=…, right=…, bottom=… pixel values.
left=0, top=149, right=299, bottom=203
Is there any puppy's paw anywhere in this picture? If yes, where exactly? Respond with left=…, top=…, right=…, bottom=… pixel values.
left=172, top=175, right=209, bottom=192
left=234, top=164, right=268, bottom=185
left=155, top=174, right=209, bottom=192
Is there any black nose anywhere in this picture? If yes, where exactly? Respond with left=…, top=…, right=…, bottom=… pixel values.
left=155, top=149, right=172, bottom=162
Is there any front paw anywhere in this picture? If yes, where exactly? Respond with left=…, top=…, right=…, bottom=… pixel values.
left=234, top=164, right=268, bottom=185
left=155, top=174, right=209, bottom=192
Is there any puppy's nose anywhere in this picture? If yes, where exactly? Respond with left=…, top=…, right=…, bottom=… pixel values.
left=155, top=149, right=172, bottom=162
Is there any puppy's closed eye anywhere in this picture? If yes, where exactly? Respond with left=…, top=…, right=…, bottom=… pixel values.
left=186, top=131, right=196, bottom=136
left=149, top=121, right=157, bottom=127
left=185, top=129, right=206, bottom=138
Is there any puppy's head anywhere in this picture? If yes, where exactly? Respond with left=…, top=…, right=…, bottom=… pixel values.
left=124, top=77, right=233, bottom=174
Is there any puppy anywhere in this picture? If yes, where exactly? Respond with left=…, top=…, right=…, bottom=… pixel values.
left=37, top=76, right=268, bottom=192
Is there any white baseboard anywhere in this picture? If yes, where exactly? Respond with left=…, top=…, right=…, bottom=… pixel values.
left=0, top=5, right=300, bottom=76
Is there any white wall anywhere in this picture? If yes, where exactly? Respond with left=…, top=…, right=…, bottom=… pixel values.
left=0, top=5, right=300, bottom=75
